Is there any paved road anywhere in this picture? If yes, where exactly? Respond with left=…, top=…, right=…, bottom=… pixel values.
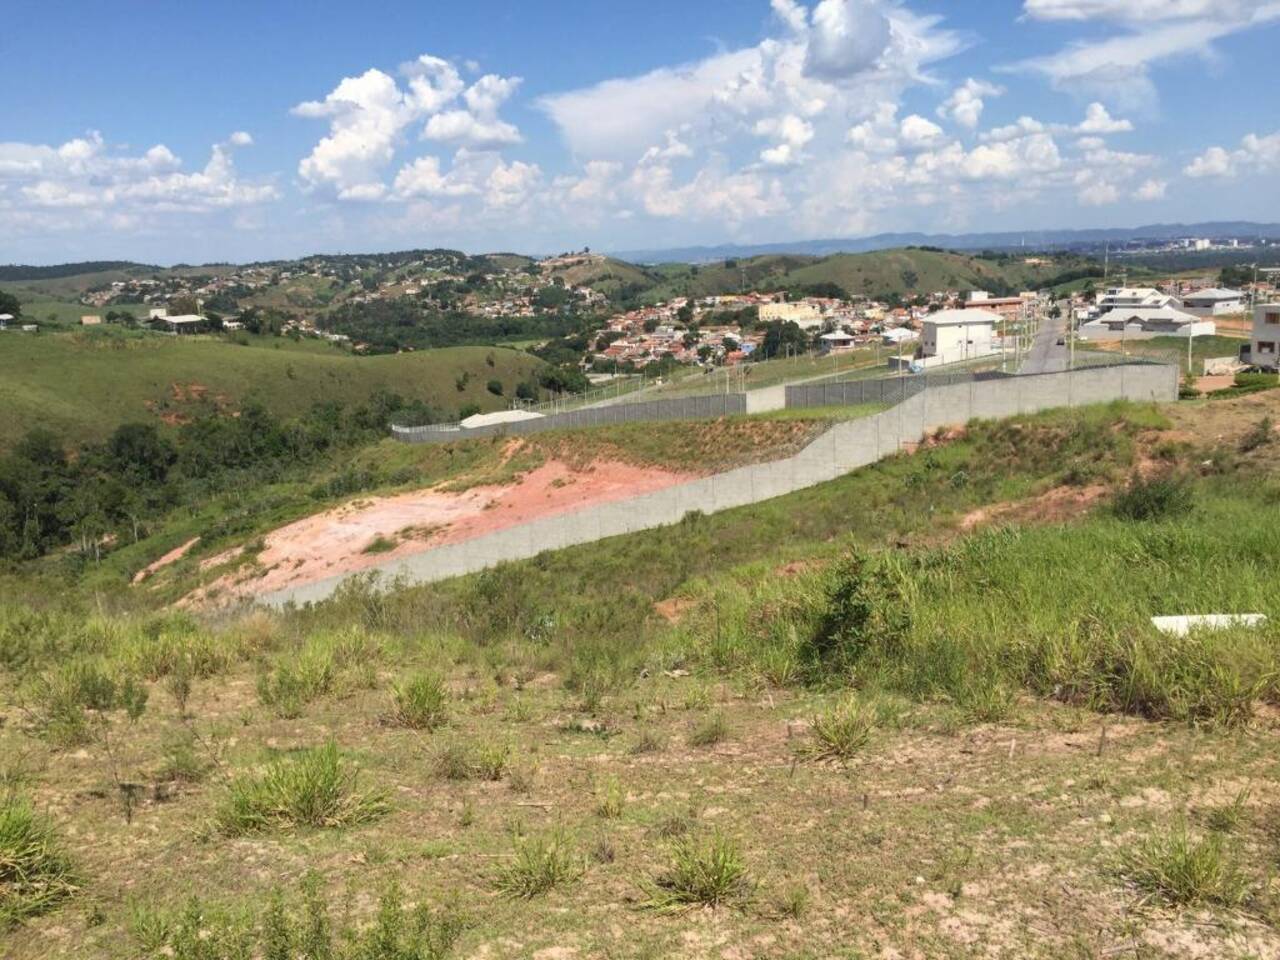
left=1019, top=311, right=1069, bottom=375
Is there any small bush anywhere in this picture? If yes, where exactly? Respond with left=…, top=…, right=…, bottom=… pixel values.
left=1122, top=823, right=1248, bottom=907
left=629, top=728, right=665, bottom=755
left=1240, top=415, right=1274, bottom=453
left=391, top=673, right=449, bottom=730
left=494, top=831, right=582, bottom=898
left=805, top=697, right=876, bottom=760
left=803, top=549, right=912, bottom=680
left=1112, top=473, right=1193, bottom=522
left=216, top=742, right=388, bottom=835
left=650, top=830, right=751, bottom=909
left=156, top=730, right=207, bottom=784
left=688, top=712, right=729, bottom=748
left=0, top=797, right=78, bottom=927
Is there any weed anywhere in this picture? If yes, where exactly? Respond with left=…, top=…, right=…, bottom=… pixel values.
left=771, top=882, right=811, bottom=920
left=1122, top=822, right=1248, bottom=907
left=595, top=776, right=625, bottom=819
left=650, top=830, right=751, bottom=909
left=0, top=797, right=78, bottom=927
left=433, top=738, right=509, bottom=782
left=591, top=834, right=617, bottom=864
left=156, top=730, right=207, bottom=784
left=216, top=742, right=389, bottom=835
left=689, top=711, right=730, bottom=748
left=363, top=535, right=397, bottom=555
left=391, top=672, right=449, bottom=730
left=1205, top=788, right=1251, bottom=835
left=805, top=697, right=876, bottom=760
left=629, top=728, right=665, bottom=755
left=494, top=830, right=583, bottom=898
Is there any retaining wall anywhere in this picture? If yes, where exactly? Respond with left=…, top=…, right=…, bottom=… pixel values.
left=392, top=392, right=747, bottom=444
left=262, top=362, right=1178, bottom=607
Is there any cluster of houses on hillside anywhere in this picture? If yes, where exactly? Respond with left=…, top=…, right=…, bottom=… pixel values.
left=589, top=288, right=1046, bottom=371
left=1072, top=285, right=1246, bottom=340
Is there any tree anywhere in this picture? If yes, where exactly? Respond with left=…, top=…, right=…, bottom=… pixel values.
left=760, top=320, right=807, bottom=360
left=676, top=303, right=694, bottom=324
left=0, top=288, right=21, bottom=318
left=486, top=379, right=504, bottom=396
left=168, top=295, right=200, bottom=315
left=105, top=423, right=176, bottom=486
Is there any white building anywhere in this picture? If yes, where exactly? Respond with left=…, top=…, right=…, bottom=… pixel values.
left=1096, top=287, right=1177, bottom=312
left=881, top=326, right=917, bottom=347
left=1080, top=305, right=1215, bottom=339
left=1250, top=303, right=1280, bottom=370
left=1180, top=287, right=1244, bottom=317
left=818, top=330, right=856, bottom=354
left=759, top=301, right=823, bottom=330
left=920, top=309, right=997, bottom=364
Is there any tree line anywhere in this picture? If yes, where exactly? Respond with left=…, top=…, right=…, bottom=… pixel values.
left=0, top=391, right=440, bottom=564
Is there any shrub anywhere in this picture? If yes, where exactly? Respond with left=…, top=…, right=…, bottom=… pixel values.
left=494, top=830, right=582, bottom=898
left=805, top=697, right=876, bottom=760
left=1240, top=415, right=1274, bottom=453
left=650, top=830, right=751, bottom=908
left=1122, top=822, right=1247, bottom=907
left=256, top=628, right=382, bottom=718
left=802, top=549, right=912, bottom=680
left=1112, top=473, right=1193, bottom=522
left=486, top=379, right=503, bottom=396
left=391, top=673, right=449, bottom=730
left=0, top=798, right=78, bottom=927
left=216, top=742, right=389, bottom=835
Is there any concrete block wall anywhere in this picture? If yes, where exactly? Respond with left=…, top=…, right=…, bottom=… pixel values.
left=392, top=393, right=748, bottom=444
left=262, top=362, right=1177, bottom=607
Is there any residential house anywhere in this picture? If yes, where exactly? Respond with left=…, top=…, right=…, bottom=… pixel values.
left=1249, top=303, right=1280, bottom=370
left=1180, top=288, right=1245, bottom=317
left=920, top=309, right=998, bottom=365
left=1079, top=305, right=1215, bottom=339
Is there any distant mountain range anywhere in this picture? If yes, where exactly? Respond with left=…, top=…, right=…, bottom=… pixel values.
left=610, top=222, right=1280, bottom=264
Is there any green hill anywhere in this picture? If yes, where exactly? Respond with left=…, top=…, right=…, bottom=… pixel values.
left=633, top=248, right=1099, bottom=303
left=544, top=256, right=661, bottom=298
left=0, top=331, right=544, bottom=449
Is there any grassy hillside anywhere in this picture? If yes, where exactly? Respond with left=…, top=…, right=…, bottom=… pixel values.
left=635, top=248, right=1099, bottom=303
left=3, top=394, right=1280, bottom=958
left=0, top=330, right=545, bottom=448
left=544, top=256, right=660, bottom=297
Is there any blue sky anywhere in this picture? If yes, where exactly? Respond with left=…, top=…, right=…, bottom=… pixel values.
left=2, top=0, right=1278, bottom=264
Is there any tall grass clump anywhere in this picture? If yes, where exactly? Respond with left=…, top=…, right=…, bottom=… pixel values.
left=1122, top=822, right=1248, bottom=907
left=494, top=830, right=583, bottom=898
left=216, top=742, right=388, bottom=835
left=1112, top=472, right=1194, bottom=522
left=805, top=696, right=877, bottom=760
left=649, top=830, right=751, bottom=909
left=0, top=798, right=78, bottom=927
left=256, top=627, right=382, bottom=718
left=432, top=737, right=509, bottom=782
left=391, top=672, right=449, bottom=730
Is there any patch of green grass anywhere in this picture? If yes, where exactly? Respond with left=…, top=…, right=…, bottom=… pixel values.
left=0, top=798, right=78, bottom=927
left=390, top=672, right=449, bottom=730
left=363, top=535, right=397, bottom=555
left=216, top=742, right=389, bottom=835
left=649, top=830, right=752, bottom=909
left=432, top=737, right=509, bottom=782
left=688, top=711, right=730, bottom=747
left=494, top=830, right=583, bottom=898
left=1122, top=822, right=1248, bottom=907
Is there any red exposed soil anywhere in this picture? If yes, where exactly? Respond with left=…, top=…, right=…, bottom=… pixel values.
left=132, top=537, right=200, bottom=583
left=188, top=458, right=695, bottom=605
left=960, top=484, right=1109, bottom=531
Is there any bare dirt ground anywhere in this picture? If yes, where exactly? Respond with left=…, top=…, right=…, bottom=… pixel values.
left=190, top=458, right=695, bottom=604
left=131, top=536, right=200, bottom=583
